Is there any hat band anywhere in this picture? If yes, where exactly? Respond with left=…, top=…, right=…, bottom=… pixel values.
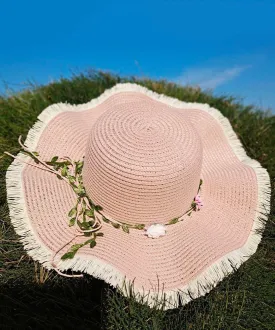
left=5, top=136, right=203, bottom=262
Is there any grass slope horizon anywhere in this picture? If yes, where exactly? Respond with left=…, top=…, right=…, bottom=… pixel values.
left=0, top=70, right=274, bottom=330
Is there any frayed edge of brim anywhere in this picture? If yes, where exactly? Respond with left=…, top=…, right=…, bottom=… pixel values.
left=5, top=83, right=271, bottom=310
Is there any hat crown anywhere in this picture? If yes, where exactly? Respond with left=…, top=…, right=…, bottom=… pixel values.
left=83, top=102, right=203, bottom=224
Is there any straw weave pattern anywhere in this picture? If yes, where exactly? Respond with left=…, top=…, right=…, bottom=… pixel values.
left=83, top=101, right=203, bottom=224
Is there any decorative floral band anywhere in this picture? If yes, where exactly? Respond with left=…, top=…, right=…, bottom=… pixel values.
left=5, top=136, right=203, bottom=263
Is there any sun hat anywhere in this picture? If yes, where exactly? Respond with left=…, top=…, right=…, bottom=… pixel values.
left=5, top=83, right=271, bottom=309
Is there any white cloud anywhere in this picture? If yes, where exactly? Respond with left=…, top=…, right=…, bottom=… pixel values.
left=175, top=65, right=251, bottom=89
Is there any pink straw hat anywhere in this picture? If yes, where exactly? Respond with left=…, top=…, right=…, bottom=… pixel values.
left=6, top=83, right=271, bottom=309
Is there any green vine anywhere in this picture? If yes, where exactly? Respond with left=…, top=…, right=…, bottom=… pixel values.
left=5, top=136, right=203, bottom=261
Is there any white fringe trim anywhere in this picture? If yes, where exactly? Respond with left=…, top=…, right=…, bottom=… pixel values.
left=6, top=83, right=271, bottom=309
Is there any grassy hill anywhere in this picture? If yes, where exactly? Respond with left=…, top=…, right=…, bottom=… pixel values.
left=0, top=71, right=274, bottom=329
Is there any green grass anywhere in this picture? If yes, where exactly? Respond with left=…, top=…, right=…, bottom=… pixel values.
left=0, top=70, right=274, bottom=329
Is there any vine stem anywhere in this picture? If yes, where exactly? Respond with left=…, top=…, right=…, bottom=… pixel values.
left=51, top=230, right=84, bottom=278
left=18, top=136, right=61, bottom=174
left=4, top=152, right=57, bottom=175
left=76, top=220, right=102, bottom=233
left=82, top=196, right=101, bottom=229
left=9, top=136, right=73, bottom=190
left=8, top=136, right=103, bottom=234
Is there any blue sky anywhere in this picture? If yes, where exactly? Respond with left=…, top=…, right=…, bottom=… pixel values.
left=1, top=0, right=275, bottom=111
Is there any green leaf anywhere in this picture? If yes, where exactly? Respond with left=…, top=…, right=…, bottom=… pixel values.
left=169, top=218, right=179, bottom=225
left=73, top=186, right=86, bottom=197
left=102, top=217, right=110, bottom=223
left=71, top=243, right=83, bottom=252
left=61, top=252, right=75, bottom=260
left=84, top=232, right=93, bottom=237
left=85, top=209, right=94, bottom=217
left=51, top=156, right=58, bottom=162
left=61, top=243, right=84, bottom=260
left=77, top=220, right=83, bottom=228
left=33, top=151, right=39, bottom=157
left=63, top=161, right=71, bottom=166
left=70, top=182, right=77, bottom=189
left=78, top=189, right=86, bottom=197
left=95, top=205, right=103, bottom=212
left=77, top=221, right=90, bottom=230
left=87, top=197, right=95, bottom=208
left=68, top=175, right=76, bottom=183
left=82, top=222, right=90, bottom=230
left=83, top=238, right=94, bottom=244
left=135, top=224, right=145, bottom=230
left=61, top=165, right=68, bottom=177
left=69, top=217, right=76, bottom=227
left=122, top=225, right=129, bottom=233
left=111, top=222, right=120, bottom=229
left=68, top=207, right=77, bottom=217
left=89, top=240, right=96, bottom=248
left=73, top=186, right=79, bottom=194
left=200, top=179, right=203, bottom=186
left=75, top=161, right=84, bottom=174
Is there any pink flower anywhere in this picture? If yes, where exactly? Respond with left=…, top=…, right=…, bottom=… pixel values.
left=194, top=194, right=203, bottom=211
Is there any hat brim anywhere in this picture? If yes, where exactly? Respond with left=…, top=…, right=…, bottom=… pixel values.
left=6, top=84, right=270, bottom=309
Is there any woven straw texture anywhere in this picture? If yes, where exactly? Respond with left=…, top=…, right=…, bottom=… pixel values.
left=83, top=102, right=203, bottom=224
left=6, top=84, right=270, bottom=309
